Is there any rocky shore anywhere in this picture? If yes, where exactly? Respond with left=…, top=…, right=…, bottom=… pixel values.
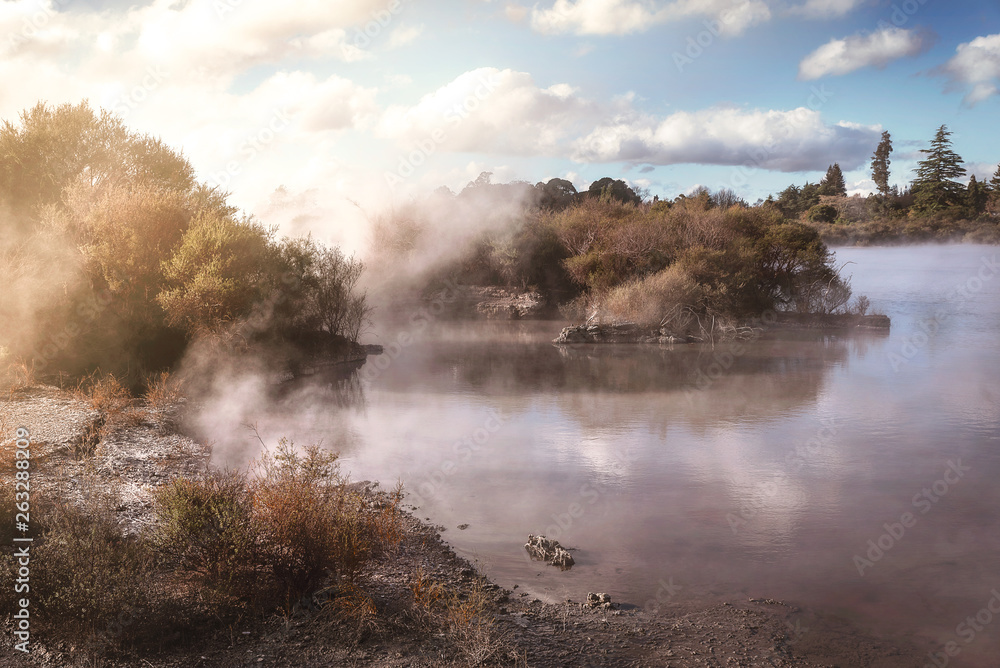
left=1, top=383, right=923, bottom=667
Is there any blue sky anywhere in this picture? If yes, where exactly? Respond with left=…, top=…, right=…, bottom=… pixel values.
left=1, top=0, right=998, bottom=246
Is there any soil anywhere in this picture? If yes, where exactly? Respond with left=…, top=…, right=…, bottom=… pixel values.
left=0, top=385, right=927, bottom=667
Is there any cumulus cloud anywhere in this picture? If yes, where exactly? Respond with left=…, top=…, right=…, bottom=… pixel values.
left=936, top=33, right=1000, bottom=106
left=572, top=107, right=881, bottom=171
left=376, top=67, right=606, bottom=156
left=798, top=27, right=931, bottom=80
left=527, top=0, right=770, bottom=37
left=377, top=68, right=879, bottom=172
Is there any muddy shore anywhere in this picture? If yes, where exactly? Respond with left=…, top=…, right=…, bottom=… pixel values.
left=0, top=384, right=925, bottom=667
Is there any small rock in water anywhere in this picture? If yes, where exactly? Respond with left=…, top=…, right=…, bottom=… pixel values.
left=457, top=523, right=470, bottom=530
left=524, top=534, right=575, bottom=569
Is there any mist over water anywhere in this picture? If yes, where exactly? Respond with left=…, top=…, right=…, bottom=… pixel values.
left=183, top=244, right=1000, bottom=664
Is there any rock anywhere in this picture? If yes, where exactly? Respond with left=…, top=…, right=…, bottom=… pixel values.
left=585, top=592, right=616, bottom=610
left=524, top=534, right=575, bottom=569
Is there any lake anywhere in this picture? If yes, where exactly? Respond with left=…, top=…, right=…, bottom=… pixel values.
left=187, top=243, right=1000, bottom=666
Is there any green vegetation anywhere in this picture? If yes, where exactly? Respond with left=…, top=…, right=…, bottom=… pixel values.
left=779, top=125, right=1000, bottom=244
left=377, top=182, right=855, bottom=331
left=0, top=102, right=369, bottom=385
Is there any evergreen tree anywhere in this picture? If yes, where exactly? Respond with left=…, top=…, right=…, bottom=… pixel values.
left=967, top=175, right=988, bottom=215
left=989, top=164, right=1000, bottom=194
left=912, top=125, right=967, bottom=212
left=819, top=163, right=847, bottom=197
left=871, top=131, right=893, bottom=198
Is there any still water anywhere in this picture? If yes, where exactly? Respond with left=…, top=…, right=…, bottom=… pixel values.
left=190, top=244, right=1000, bottom=664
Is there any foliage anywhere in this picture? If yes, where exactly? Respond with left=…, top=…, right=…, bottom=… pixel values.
left=912, top=125, right=967, bottom=212
left=156, top=439, right=404, bottom=609
left=157, top=212, right=276, bottom=333
left=819, top=163, right=847, bottom=197
left=0, top=102, right=370, bottom=382
left=871, top=131, right=893, bottom=198
left=807, top=204, right=839, bottom=224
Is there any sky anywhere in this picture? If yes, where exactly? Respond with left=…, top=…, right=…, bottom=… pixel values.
left=1, top=0, right=999, bottom=249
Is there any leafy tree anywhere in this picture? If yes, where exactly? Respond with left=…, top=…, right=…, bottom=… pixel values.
left=987, top=165, right=1000, bottom=217
left=807, top=204, right=838, bottom=224
left=157, top=212, right=277, bottom=333
left=871, top=131, right=893, bottom=198
left=819, top=163, right=847, bottom=197
left=0, top=102, right=194, bottom=221
left=912, top=125, right=967, bottom=212
left=587, top=177, right=641, bottom=205
left=534, top=178, right=578, bottom=210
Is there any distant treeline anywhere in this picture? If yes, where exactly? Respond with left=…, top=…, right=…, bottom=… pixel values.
left=0, top=102, right=369, bottom=382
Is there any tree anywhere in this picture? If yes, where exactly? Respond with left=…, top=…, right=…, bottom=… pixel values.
left=819, top=163, right=847, bottom=197
left=967, top=175, right=988, bottom=216
left=912, top=125, right=967, bottom=212
left=535, top=178, right=578, bottom=210
left=871, top=131, right=893, bottom=198
left=712, top=188, right=746, bottom=209
left=0, top=101, right=194, bottom=221
left=587, top=177, right=641, bottom=205
left=987, top=165, right=1000, bottom=218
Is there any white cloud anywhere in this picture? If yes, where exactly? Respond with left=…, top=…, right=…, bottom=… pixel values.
left=572, top=107, right=881, bottom=171
left=528, top=0, right=770, bottom=37
left=388, top=24, right=424, bottom=49
left=789, top=0, right=864, bottom=19
left=938, top=33, right=1000, bottom=106
left=377, top=68, right=879, bottom=172
left=798, top=27, right=931, bottom=80
left=377, top=67, right=605, bottom=156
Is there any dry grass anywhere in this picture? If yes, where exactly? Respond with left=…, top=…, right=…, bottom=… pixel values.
left=444, top=579, right=512, bottom=667
left=602, top=265, right=704, bottom=328
left=143, top=370, right=184, bottom=411
left=2, top=356, right=37, bottom=399
left=72, top=372, right=145, bottom=452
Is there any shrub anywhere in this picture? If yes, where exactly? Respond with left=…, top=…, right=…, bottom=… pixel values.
left=807, top=204, right=838, bottom=224
left=155, top=471, right=261, bottom=601
left=603, top=265, right=703, bottom=326
left=31, top=484, right=158, bottom=653
left=156, top=440, right=405, bottom=610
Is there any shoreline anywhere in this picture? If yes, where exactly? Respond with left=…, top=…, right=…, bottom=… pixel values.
left=0, top=383, right=928, bottom=666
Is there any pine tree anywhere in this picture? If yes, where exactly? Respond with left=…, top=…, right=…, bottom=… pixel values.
left=967, top=175, right=988, bottom=215
left=912, top=125, right=967, bottom=212
left=819, top=164, right=847, bottom=197
left=871, top=131, right=892, bottom=198
left=989, top=164, right=1000, bottom=193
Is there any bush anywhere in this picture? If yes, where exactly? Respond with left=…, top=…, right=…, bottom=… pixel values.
left=807, top=204, right=838, bottom=224
left=156, top=439, right=404, bottom=610
left=30, top=485, right=159, bottom=654
left=603, top=265, right=703, bottom=326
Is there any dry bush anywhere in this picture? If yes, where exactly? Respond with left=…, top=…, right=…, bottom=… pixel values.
left=157, top=439, right=405, bottom=612
left=30, top=482, right=159, bottom=654
left=73, top=372, right=144, bottom=447
left=602, top=265, right=704, bottom=327
left=444, top=580, right=512, bottom=667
